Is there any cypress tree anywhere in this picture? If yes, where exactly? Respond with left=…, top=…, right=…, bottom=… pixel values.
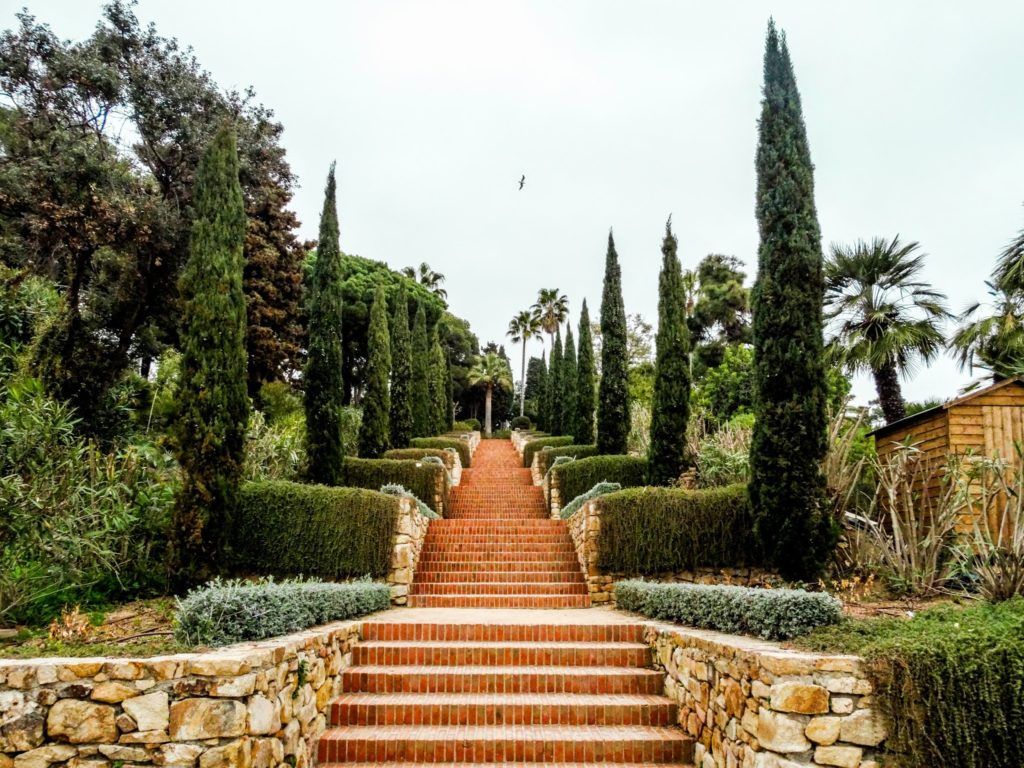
left=358, top=283, right=391, bottom=457
left=648, top=218, right=691, bottom=485
left=428, top=331, right=448, bottom=435
left=574, top=299, right=597, bottom=444
left=444, top=347, right=455, bottom=430
left=410, top=302, right=431, bottom=436
left=170, top=126, right=248, bottom=585
left=562, top=324, right=578, bottom=440
left=536, top=353, right=550, bottom=431
left=525, top=355, right=547, bottom=428
left=547, top=329, right=564, bottom=435
left=389, top=285, right=414, bottom=448
left=304, top=163, right=347, bottom=485
left=597, top=232, right=630, bottom=454
left=749, top=22, right=836, bottom=581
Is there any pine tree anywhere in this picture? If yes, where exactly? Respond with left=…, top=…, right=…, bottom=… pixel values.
left=649, top=218, right=691, bottom=485
left=389, top=285, right=414, bottom=448
left=428, top=331, right=448, bottom=435
left=358, top=283, right=391, bottom=457
left=170, top=126, right=249, bottom=585
left=547, top=329, right=564, bottom=435
left=575, top=299, right=597, bottom=444
left=410, top=302, right=432, bottom=436
left=597, top=232, right=630, bottom=454
left=562, top=324, right=578, bottom=440
left=304, top=163, right=347, bottom=485
left=749, top=21, right=836, bottom=581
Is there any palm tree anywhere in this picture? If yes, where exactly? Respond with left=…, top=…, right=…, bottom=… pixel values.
left=507, top=310, right=542, bottom=416
left=952, top=283, right=1024, bottom=379
left=402, top=262, right=447, bottom=300
left=531, top=288, right=569, bottom=348
left=825, top=236, right=951, bottom=424
left=468, top=352, right=513, bottom=436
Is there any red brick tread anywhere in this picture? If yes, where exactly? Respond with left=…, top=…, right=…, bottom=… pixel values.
left=352, top=640, right=649, bottom=666
left=320, top=763, right=693, bottom=767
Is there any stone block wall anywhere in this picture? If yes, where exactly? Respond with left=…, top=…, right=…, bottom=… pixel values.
left=644, top=623, right=886, bottom=768
left=0, top=619, right=365, bottom=768
left=386, top=497, right=431, bottom=605
left=510, top=429, right=531, bottom=454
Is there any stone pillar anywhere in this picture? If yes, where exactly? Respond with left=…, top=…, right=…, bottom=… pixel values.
left=387, top=497, right=431, bottom=605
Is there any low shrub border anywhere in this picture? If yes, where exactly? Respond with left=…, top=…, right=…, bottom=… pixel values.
left=551, top=454, right=647, bottom=505
left=615, top=579, right=842, bottom=641
left=380, top=483, right=439, bottom=519
left=235, top=481, right=399, bottom=578
left=383, top=447, right=456, bottom=471
left=410, top=437, right=471, bottom=468
left=536, top=443, right=599, bottom=476
left=175, top=578, right=390, bottom=646
left=510, top=415, right=531, bottom=430
left=596, top=484, right=760, bottom=573
left=340, top=457, right=447, bottom=514
left=523, top=435, right=576, bottom=468
left=560, top=481, right=621, bottom=520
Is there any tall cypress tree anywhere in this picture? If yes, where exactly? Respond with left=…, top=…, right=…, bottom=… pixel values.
left=574, top=299, right=597, bottom=444
left=525, top=355, right=547, bottom=428
left=358, top=283, right=391, bottom=457
left=547, top=329, right=564, bottom=435
left=562, top=325, right=578, bottom=440
left=597, top=232, right=630, bottom=454
left=170, top=126, right=248, bottom=585
left=649, top=218, right=691, bottom=485
left=304, top=164, right=347, bottom=485
left=428, top=331, right=448, bottom=435
left=410, top=302, right=431, bottom=436
left=749, top=21, right=835, bottom=580
left=444, top=348, right=455, bottom=430
left=389, top=285, right=414, bottom=448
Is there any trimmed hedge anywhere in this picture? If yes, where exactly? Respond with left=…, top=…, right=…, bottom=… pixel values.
left=523, top=435, right=576, bottom=468
left=383, top=447, right=456, bottom=471
left=175, top=578, right=390, bottom=646
left=615, top=580, right=841, bottom=641
left=380, top=483, right=439, bottom=520
left=453, top=418, right=480, bottom=431
left=596, top=484, right=759, bottom=574
left=536, top=443, right=599, bottom=476
left=340, top=457, right=446, bottom=513
left=551, top=454, right=647, bottom=508
left=511, top=416, right=532, bottom=430
left=411, top=437, right=471, bottom=468
left=560, top=481, right=621, bottom=520
left=235, top=481, right=399, bottom=579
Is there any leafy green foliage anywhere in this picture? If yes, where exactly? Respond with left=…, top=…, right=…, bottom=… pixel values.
left=559, top=481, right=621, bottom=520
left=174, top=577, right=391, bottom=647
left=380, top=484, right=439, bottom=520
left=649, top=220, right=692, bottom=485
left=428, top=333, right=449, bottom=435
left=561, top=326, right=578, bottom=439
left=340, top=457, right=446, bottom=514
left=358, top=284, right=391, bottom=458
left=410, top=437, right=471, bottom=468
left=169, top=127, right=249, bottom=586
left=235, top=481, right=399, bottom=579
left=597, top=233, right=631, bottom=454
left=574, top=299, right=597, bottom=444
left=547, top=330, right=564, bottom=435
left=511, top=416, right=532, bottom=430
left=468, top=351, right=512, bottom=436
left=304, top=165, right=347, bottom=485
left=243, top=410, right=306, bottom=483
left=616, top=580, right=841, bottom=641
left=535, top=444, right=599, bottom=477
left=750, top=22, right=835, bottom=581
left=389, top=285, right=414, bottom=449
left=691, top=345, right=754, bottom=424
left=383, top=448, right=456, bottom=471
left=523, top=436, right=576, bottom=468
left=799, top=599, right=1024, bottom=768
left=410, top=302, right=431, bottom=437
left=687, top=254, right=751, bottom=375
left=552, top=454, right=648, bottom=510
left=596, top=484, right=759, bottom=573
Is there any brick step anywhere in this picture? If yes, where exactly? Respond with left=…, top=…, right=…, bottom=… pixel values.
left=409, top=583, right=587, bottom=597
left=362, top=623, right=645, bottom=643
left=429, top=519, right=566, bottom=528
left=445, top=510, right=549, bottom=517
left=320, top=763, right=693, bottom=768
left=418, top=552, right=580, bottom=563
left=352, top=641, right=648, bottom=667
left=425, top=533, right=572, bottom=542
left=407, top=594, right=591, bottom=608
left=412, top=570, right=585, bottom=583
left=420, top=542, right=576, bottom=553
left=317, top=725, right=692, bottom=764
left=412, top=561, right=582, bottom=572
left=329, top=692, right=676, bottom=727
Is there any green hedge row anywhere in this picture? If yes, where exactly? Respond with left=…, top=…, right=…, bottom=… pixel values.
left=551, top=454, right=647, bottom=508
left=615, top=580, right=841, bottom=640
left=383, top=447, right=456, bottom=471
left=340, top=457, right=447, bottom=513
left=235, top=481, right=399, bottom=579
left=536, top=444, right=599, bottom=476
left=410, top=437, right=471, bottom=468
left=523, top=435, right=576, bottom=468
left=596, top=484, right=759, bottom=574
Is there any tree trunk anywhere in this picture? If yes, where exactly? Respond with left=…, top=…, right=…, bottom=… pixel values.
left=873, top=360, right=906, bottom=423
left=519, top=341, right=527, bottom=416
left=484, top=384, right=493, bottom=436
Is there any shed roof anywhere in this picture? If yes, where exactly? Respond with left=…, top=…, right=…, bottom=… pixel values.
left=870, top=376, right=1024, bottom=439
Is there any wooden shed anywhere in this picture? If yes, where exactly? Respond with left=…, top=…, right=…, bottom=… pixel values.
left=871, top=376, right=1024, bottom=531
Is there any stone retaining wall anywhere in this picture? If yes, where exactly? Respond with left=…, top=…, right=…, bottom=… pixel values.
left=0, top=619, right=366, bottom=768
left=643, top=622, right=886, bottom=768
left=386, top=497, right=431, bottom=606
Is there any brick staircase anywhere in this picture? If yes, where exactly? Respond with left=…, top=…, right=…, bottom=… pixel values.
left=409, top=440, right=590, bottom=608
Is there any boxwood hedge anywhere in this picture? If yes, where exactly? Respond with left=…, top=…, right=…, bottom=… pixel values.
left=410, top=437, right=471, bottom=468
left=235, top=481, right=399, bottom=579
left=551, top=454, right=647, bottom=508
left=596, top=484, right=760, bottom=574
left=536, top=444, right=600, bottom=476
left=523, top=435, right=576, bottom=468
left=383, top=447, right=456, bottom=471
left=340, top=457, right=447, bottom=513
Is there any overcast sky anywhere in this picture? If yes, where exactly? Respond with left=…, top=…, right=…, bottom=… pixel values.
left=8, top=1, right=1024, bottom=405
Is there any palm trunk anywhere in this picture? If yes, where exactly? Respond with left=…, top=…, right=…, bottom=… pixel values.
left=874, top=360, right=906, bottom=424
left=484, top=384, right=493, bottom=436
left=519, top=341, right=527, bottom=416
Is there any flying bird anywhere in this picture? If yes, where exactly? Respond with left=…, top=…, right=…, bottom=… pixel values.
left=518, top=174, right=525, bottom=190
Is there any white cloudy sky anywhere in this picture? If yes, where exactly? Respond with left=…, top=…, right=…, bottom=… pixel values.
left=8, top=1, right=1024, bottom=406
